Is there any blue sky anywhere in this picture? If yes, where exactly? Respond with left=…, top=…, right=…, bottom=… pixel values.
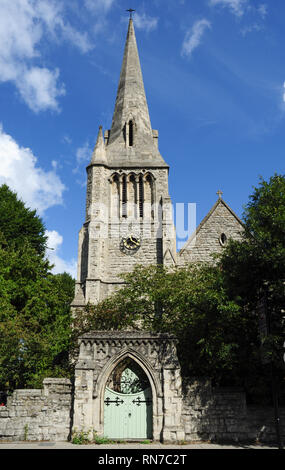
left=0, top=0, right=284, bottom=277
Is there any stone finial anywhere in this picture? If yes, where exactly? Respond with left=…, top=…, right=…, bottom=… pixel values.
left=91, top=125, right=107, bottom=165
left=216, top=190, right=223, bottom=199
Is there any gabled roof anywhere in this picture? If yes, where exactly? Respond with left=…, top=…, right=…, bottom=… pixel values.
left=178, top=197, right=244, bottom=256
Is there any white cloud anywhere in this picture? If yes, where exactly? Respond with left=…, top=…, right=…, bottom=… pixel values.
left=17, top=67, right=65, bottom=113
left=133, top=13, right=158, bottom=33
left=0, top=0, right=92, bottom=112
left=84, top=0, right=115, bottom=13
left=209, top=0, right=248, bottom=17
left=73, top=141, right=93, bottom=185
left=84, top=0, right=116, bottom=35
left=181, top=19, right=211, bottom=58
left=76, top=141, right=92, bottom=165
left=46, top=230, right=77, bottom=278
left=240, top=23, right=263, bottom=36
left=257, top=4, right=268, bottom=19
left=0, top=124, right=65, bottom=215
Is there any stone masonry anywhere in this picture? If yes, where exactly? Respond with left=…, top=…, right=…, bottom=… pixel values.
left=71, top=18, right=176, bottom=308
left=72, top=331, right=185, bottom=443
left=1, top=375, right=284, bottom=444
left=1, top=18, right=281, bottom=446
left=178, top=198, right=244, bottom=266
left=0, top=379, right=72, bottom=441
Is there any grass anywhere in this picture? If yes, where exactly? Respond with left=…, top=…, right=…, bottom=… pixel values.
left=71, top=429, right=114, bottom=445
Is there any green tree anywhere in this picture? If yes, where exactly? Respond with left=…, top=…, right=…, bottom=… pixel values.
left=220, top=174, right=285, bottom=402
left=0, top=185, right=75, bottom=390
left=73, top=264, right=246, bottom=384
left=0, top=184, right=47, bottom=255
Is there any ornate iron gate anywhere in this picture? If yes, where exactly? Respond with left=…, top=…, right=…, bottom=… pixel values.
left=104, top=360, right=153, bottom=439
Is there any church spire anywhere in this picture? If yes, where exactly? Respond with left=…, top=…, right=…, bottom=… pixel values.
left=105, top=17, right=168, bottom=168
left=108, top=18, right=153, bottom=146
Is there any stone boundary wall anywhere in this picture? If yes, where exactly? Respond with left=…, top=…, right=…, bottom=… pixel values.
left=0, top=376, right=284, bottom=443
left=0, top=378, right=72, bottom=442
left=182, top=378, right=285, bottom=444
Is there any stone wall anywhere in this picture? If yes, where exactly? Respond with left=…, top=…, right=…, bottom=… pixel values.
left=0, top=378, right=72, bottom=442
left=178, top=199, right=243, bottom=266
left=182, top=378, right=285, bottom=444
left=73, top=331, right=185, bottom=442
left=1, top=375, right=284, bottom=444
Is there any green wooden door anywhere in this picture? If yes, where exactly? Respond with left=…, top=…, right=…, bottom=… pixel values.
left=104, top=362, right=152, bottom=440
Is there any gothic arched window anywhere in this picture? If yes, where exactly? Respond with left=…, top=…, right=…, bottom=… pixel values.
left=139, top=174, right=144, bottom=218
left=122, top=174, right=127, bottom=218
left=128, top=173, right=137, bottom=219
left=144, top=173, right=154, bottom=219
left=111, top=174, right=120, bottom=219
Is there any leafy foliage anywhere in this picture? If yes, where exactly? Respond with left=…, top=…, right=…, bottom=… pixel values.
left=0, top=184, right=74, bottom=390
left=219, top=174, right=285, bottom=402
left=0, top=184, right=47, bottom=255
left=73, top=264, right=247, bottom=384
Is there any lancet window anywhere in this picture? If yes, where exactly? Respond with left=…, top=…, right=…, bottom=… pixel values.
left=124, top=119, right=135, bottom=147
left=110, top=172, right=154, bottom=220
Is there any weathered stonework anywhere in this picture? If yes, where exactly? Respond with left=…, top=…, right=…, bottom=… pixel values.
left=1, top=376, right=284, bottom=444
left=71, top=19, right=176, bottom=308
left=72, top=331, right=185, bottom=443
left=2, top=18, right=281, bottom=446
left=0, top=379, right=72, bottom=442
left=182, top=378, right=285, bottom=444
left=178, top=198, right=244, bottom=266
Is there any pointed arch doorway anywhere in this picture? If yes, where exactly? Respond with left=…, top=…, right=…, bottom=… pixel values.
left=104, top=358, right=153, bottom=440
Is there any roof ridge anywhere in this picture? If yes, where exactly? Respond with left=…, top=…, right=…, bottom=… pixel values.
left=178, top=198, right=243, bottom=256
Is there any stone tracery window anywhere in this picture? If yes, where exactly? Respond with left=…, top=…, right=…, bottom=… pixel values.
left=106, top=358, right=149, bottom=394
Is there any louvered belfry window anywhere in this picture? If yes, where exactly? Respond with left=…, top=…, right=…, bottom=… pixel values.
left=122, top=175, right=127, bottom=217
left=139, top=175, right=144, bottom=218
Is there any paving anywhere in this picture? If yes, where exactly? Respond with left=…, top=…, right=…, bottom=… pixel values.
left=0, top=441, right=279, bottom=449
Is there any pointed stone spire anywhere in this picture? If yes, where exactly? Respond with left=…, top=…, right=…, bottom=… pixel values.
left=91, top=126, right=107, bottom=165
left=106, top=18, right=168, bottom=168
left=108, top=18, right=152, bottom=146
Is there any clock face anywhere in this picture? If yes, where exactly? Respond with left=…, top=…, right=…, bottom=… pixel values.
left=120, top=235, right=141, bottom=254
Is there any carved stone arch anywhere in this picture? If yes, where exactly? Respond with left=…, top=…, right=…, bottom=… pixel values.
left=109, top=171, right=120, bottom=182
left=95, top=347, right=161, bottom=426
left=96, top=347, right=161, bottom=398
left=127, top=171, right=137, bottom=182
left=143, top=171, right=155, bottom=182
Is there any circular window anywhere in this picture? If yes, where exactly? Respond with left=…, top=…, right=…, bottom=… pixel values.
left=219, top=233, right=227, bottom=247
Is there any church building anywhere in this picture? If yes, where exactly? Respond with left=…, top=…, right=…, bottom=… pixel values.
left=1, top=17, right=284, bottom=446
left=70, top=17, right=244, bottom=442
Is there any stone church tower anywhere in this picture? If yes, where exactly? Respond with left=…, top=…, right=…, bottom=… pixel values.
left=72, top=18, right=176, bottom=308
left=70, top=17, right=244, bottom=443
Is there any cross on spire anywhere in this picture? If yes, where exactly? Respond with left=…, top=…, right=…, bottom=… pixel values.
left=216, top=190, right=223, bottom=199
left=126, top=8, right=135, bottom=19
